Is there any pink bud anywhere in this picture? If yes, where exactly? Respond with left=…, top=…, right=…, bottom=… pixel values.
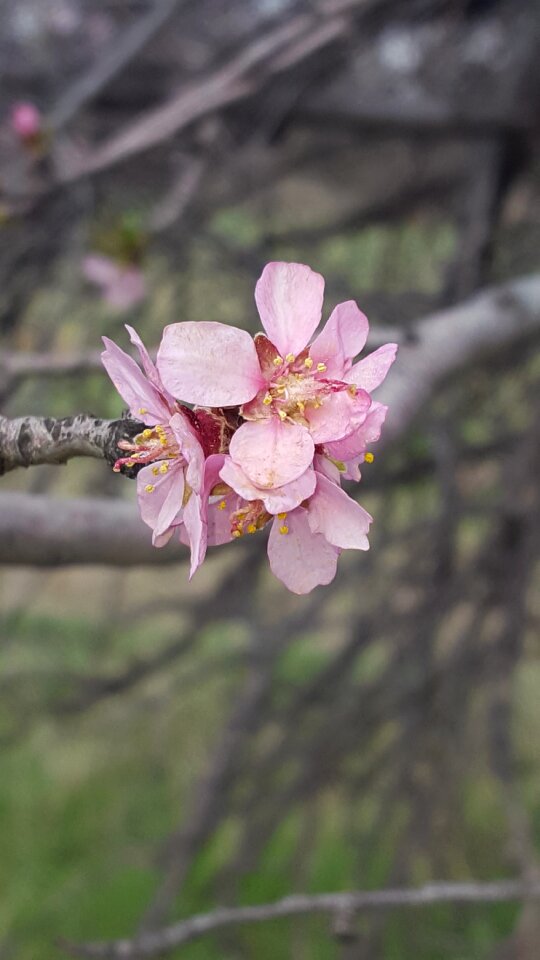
left=11, top=102, right=42, bottom=141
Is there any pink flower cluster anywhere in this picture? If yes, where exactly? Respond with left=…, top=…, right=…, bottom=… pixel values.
left=83, top=255, right=147, bottom=311
left=102, top=262, right=397, bottom=593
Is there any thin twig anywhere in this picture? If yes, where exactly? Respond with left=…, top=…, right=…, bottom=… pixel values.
left=48, top=0, right=186, bottom=131
left=61, top=879, right=540, bottom=958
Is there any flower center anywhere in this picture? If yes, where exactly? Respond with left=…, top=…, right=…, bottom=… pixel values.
left=259, top=354, right=355, bottom=424
left=230, top=501, right=271, bottom=538
left=113, top=424, right=182, bottom=472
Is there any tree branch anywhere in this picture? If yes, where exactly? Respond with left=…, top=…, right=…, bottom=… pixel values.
left=55, top=7, right=355, bottom=182
left=0, top=493, right=185, bottom=566
left=378, top=273, right=540, bottom=443
left=48, top=0, right=186, bottom=132
left=61, top=879, right=540, bottom=959
left=0, top=414, right=142, bottom=474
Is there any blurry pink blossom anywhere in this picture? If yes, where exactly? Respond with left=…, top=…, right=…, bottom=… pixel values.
left=11, top=102, right=42, bottom=142
left=83, top=255, right=146, bottom=311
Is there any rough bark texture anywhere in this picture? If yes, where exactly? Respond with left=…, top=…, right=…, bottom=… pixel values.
left=0, top=414, right=143, bottom=475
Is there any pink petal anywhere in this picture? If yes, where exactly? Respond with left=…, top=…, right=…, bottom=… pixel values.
left=169, top=413, right=204, bottom=494
left=220, top=458, right=316, bottom=513
left=341, top=456, right=364, bottom=481
left=201, top=453, right=242, bottom=547
left=267, top=508, right=339, bottom=594
left=305, top=388, right=371, bottom=444
left=178, top=449, right=224, bottom=578
left=313, top=454, right=342, bottom=484
left=124, top=324, right=171, bottom=397
left=101, top=336, right=172, bottom=425
left=157, top=321, right=264, bottom=406
left=255, top=262, right=325, bottom=358
left=324, top=401, right=388, bottom=461
left=347, top=343, right=398, bottom=392
left=137, top=461, right=185, bottom=541
left=195, top=454, right=232, bottom=550
left=229, top=418, right=314, bottom=489
left=307, top=473, right=372, bottom=550
left=182, top=492, right=205, bottom=579
left=153, top=528, right=176, bottom=548
left=309, top=300, right=369, bottom=376
left=206, top=501, right=235, bottom=546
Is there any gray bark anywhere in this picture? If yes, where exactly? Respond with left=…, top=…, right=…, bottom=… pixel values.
left=0, top=413, right=142, bottom=475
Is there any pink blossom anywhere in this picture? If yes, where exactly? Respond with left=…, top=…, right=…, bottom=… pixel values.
left=157, top=262, right=397, bottom=489
left=204, top=460, right=372, bottom=594
left=101, top=327, right=206, bottom=576
left=11, top=102, right=42, bottom=142
left=102, top=264, right=397, bottom=592
left=83, top=254, right=146, bottom=311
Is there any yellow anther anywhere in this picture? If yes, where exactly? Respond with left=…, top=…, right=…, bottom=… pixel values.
left=152, top=466, right=159, bottom=476
left=138, top=407, right=148, bottom=415
left=263, top=393, right=273, bottom=406
left=273, top=356, right=283, bottom=366
left=232, top=529, right=242, bottom=539
left=218, top=500, right=227, bottom=510
left=276, top=385, right=286, bottom=394
left=278, top=409, right=287, bottom=421
left=304, top=357, right=313, bottom=369
left=297, top=400, right=305, bottom=414
left=348, top=384, right=357, bottom=396
left=316, top=362, right=327, bottom=372
left=144, top=484, right=155, bottom=493
left=125, top=460, right=135, bottom=468
left=279, top=525, right=289, bottom=535
left=364, top=451, right=374, bottom=464
left=160, top=437, right=168, bottom=446
left=247, top=524, right=257, bottom=534
left=142, top=428, right=152, bottom=439
left=285, top=353, right=295, bottom=363
left=277, top=512, right=287, bottom=520
left=159, top=462, right=169, bottom=474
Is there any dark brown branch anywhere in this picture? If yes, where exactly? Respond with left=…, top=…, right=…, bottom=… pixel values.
left=61, top=879, right=540, bottom=959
